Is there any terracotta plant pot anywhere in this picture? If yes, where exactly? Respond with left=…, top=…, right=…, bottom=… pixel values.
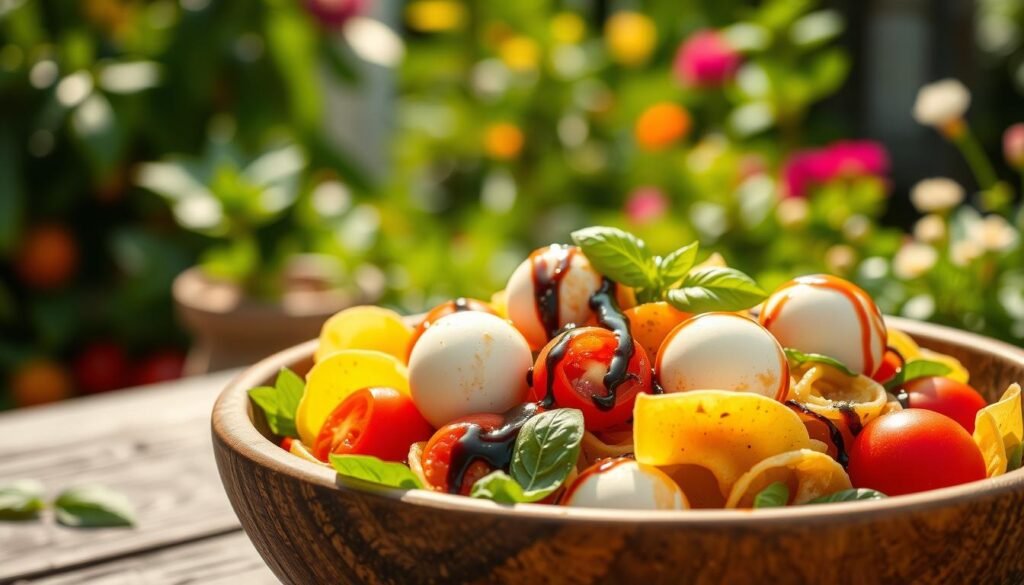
left=173, top=267, right=355, bottom=374
left=212, top=317, right=1024, bottom=585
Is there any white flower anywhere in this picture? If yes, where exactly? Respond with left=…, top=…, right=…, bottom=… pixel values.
left=842, top=214, right=871, bottom=243
left=775, top=197, right=808, bottom=228
left=970, top=214, right=1018, bottom=252
left=910, top=178, right=964, bottom=213
left=951, top=240, right=983, bottom=267
left=893, top=242, right=938, bottom=280
left=825, top=244, right=856, bottom=274
left=913, top=214, right=946, bottom=244
left=912, top=79, right=971, bottom=128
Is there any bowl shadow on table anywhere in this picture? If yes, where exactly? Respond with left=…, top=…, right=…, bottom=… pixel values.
left=212, top=318, right=1024, bottom=585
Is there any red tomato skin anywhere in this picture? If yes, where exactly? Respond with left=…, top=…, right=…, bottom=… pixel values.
left=421, top=414, right=504, bottom=495
left=73, top=342, right=128, bottom=393
left=527, top=327, right=652, bottom=431
left=871, top=349, right=903, bottom=384
left=131, top=350, right=185, bottom=386
left=313, top=387, right=434, bottom=463
left=904, top=377, right=987, bottom=433
left=848, top=409, right=987, bottom=496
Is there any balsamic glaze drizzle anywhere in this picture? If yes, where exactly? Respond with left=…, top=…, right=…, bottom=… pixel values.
left=540, top=329, right=581, bottom=409
left=453, top=297, right=472, bottom=311
left=785, top=400, right=849, bottom=468
left=446, top=403, right=539, bottom=494
left=530, top=245, right=576, bottom=340
left=836, top=402, right=864, bottom=436
left=589, top=278, right=636, bottom=411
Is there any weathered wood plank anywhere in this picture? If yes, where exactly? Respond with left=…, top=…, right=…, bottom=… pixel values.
left=0, top=371, right=257, bottom=583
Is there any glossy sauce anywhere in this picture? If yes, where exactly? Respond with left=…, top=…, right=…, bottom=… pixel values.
left=588, top=279, right=637, bottom=410
left=835, top=402, right=864, bottom=436
left=761, top=275, right=886, bottom=375
left=446, top=403, right=539, bottom=494
left=786, top=400, right=849, bottom=467
left=530, top=245, right=577, bottom=341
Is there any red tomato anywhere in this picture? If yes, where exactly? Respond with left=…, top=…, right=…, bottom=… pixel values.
left=407, top=298, right=497, bottom=360
left=848, top=409, right=987, bottom=496
left=871, top=349, right=903, bottom=384
left=527, top=327, right=652, bottom=431
left=131, top=350, right=185, bottom=386
left=421, top=413, right=504, bottom=495
left=280, top=437, right=294, bottom=451
left=73, top=342, right=128, bottom=394
left=312, top=387, right=434, bottom=463
left=903, top=377, right=987, bottom=433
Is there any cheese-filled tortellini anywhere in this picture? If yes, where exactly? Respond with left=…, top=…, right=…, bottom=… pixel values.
left=725, top=449, right=852, bottom=508
left=789, top=361, right=889, bottom=430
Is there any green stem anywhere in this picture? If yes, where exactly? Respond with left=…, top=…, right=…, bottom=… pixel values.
left=954, top=129, right=999, bottom=191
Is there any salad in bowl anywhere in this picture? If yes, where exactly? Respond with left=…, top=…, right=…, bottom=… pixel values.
left=247, top=226, right=1023, bottom=511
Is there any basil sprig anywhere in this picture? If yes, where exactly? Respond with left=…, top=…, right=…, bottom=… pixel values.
left=753, top=481, right=789, bottom=508
left=0, top=479, right=45, bottom=520
left=330, top=454, right=423, bottom=489
left=571, top=226, right=766, bottom=312
left=249, top=367, right=305, bottom=438
left=55, top=485, right=136, bottom=528
left=470, top=471, right=549, bottom=503
left=784, top=348, right=857, bottom=377
left=807, top=488, right=887, bottom=504
left=883, top=360, right=953, bottom=392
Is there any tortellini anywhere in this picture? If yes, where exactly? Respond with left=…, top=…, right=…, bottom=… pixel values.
left=788, top=362, right=888, bottom=429
left=725, top=449, right=852, bottom=508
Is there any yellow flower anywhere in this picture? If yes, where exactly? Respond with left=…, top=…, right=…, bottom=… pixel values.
left=550, top=12, right=586, bottom=45
left=605, top=12, right=657, bottom=67
left=483, top=123, right=525, bottom=160
left=499, top=36, right=540, bottom=72
left=405, top=0, right=466, bottom=33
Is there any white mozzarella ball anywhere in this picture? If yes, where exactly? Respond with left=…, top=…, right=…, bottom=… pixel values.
left=656, top=312, right=788, bottom=400
left=759, top=274, right=887, bottom=376
left=563, top=459, right=687, bottom=510
left=409, top=311, right=532, bottom=427
left=505, top=245, right=603, bottom=350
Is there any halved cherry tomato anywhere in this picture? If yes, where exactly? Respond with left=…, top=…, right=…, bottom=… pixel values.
left=421, top=413, right=505, bottom=495
left=871, top=348, right=904, bottom=384
left=528, top=327, right=652, bottom=431
left=407, top=298, right=497, bottom=360
left=280, top=437, right=294, bottom=451
left=848, top=409, right=986, bottom=496
left=312, top=387, right=434, bottom=462
left=903, top=376, right=987, bottom=433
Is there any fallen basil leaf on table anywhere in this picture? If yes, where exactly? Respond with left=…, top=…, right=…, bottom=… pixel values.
left=470, top=471, right=552, bottom=504
left=784, top=348, right=857, bottom=377
left=330, top=454, right=423, bottom=489
left=807, top=488, right=887, bottom=504
left=753, top=481, right=789, bottom=508
left=248, top=367, right=305, bottom=438
left=55, top=485, right=136, bottom=527
left=0, top=479, right=46, bottom=521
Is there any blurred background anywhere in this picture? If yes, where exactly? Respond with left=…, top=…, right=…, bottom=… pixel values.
left=1, top=0, right=1023, bottom=409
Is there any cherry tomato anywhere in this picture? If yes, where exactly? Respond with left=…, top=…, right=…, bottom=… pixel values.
left=848, top=409, right=986, bottom=496
left=14, top=224, right=78, bottom=289
left=421, top=413, right=504, bottom=495
left=871, top=348, right=904, bottom=384
left=312, top=387, right=434, bottom=462
left=280, top=437, right=294, bottom=451
left=528, top=327, right=652, bottom=431
left=130, top=350, right=185, bottom=386
left=73, top=342, right=128, bottom=394
left=903, top=376, right=987, bottom=433
left=407, top=298, right=497, bottom=360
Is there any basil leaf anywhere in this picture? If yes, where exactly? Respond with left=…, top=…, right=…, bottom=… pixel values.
left=0, top=479, right=45, bottom=521
left=470, top=470, right=552, bottom=504
left=883, top=360, right=953, bottom=392
left=1007, top=444, right=1023, bottom=473
left=753, top=481, right=789, bottom=508
left=510, top=408, right=585, bottom=495
left=330, top=454, right=423, bottom=489
left=657, top=241, right=699, bottom=286
left=807, top=488, right=887, bottom=504
left=55, top=485, right=136, bottom=527
left=248, top=367, right=305, bottom=438
left=784, top=348, right=857, bottom=377
left=571, top=226, right=657, bottom=289
left=667, top=266, right=768, bottom=313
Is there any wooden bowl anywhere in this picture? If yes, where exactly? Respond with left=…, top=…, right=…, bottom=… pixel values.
left=212, top=317, right=1024, bottom=585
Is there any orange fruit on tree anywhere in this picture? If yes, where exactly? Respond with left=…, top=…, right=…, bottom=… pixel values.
left=624, top=302, right=691, bottom=359
left=484, top=123, right=525, bottom=160
left=14, top=223, right=78, bottom=289
left=635, top=103, right=691, bottom=151
left=11, top=359, right=75, bottom=407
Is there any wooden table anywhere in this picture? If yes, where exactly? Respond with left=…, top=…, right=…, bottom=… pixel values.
left=0, top=372, right=279, bottom=584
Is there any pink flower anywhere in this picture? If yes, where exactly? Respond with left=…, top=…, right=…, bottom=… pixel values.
left=1004, top=123, right=1024, bottom=169
left=673, top=30, right=741, bottom=88
left=625, top=186, right=668, bottom=224
left=782, top=140, right=890, bottom=198
left=305, top=0, right=365, bottom=29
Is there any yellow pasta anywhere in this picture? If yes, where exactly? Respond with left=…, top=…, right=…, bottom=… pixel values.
left=725, top=449, right=851, bottom=508
left=887, top=328, right=970, bottom=383
left=789, top=362, right=888, bottom=428
left=579, top=430, right=634, bottom=469
left=973, top=384, right=1023, bottom=477
left=634, top=391, right=812, bottom=499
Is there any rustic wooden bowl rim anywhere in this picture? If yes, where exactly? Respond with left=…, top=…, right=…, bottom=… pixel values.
left=212, top=316, right=1024, bottom=526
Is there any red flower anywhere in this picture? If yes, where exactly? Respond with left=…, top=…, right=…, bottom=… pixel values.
left=673, top=30, right=741, bottom=88
left=305, top=0, right=365, bottom=29
left=782, top=140, right=890, bottom=198
left=625, top=186, right=668, bottom=225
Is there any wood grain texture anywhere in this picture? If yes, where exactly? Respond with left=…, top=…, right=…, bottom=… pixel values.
left=0, top=371, right=249, bottom=583
left=212, top=319, right=1024, bottom=585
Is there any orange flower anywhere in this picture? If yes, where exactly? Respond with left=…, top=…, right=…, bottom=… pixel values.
left=484, top=123, right=525, bottom=160
left=635, top=103, right=691, bottom=151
